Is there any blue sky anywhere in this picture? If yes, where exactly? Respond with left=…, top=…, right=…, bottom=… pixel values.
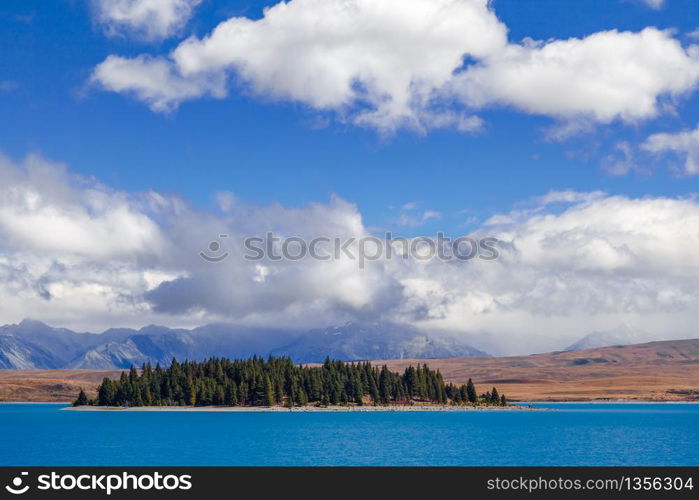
left=2, top=0, right=699, bottom=236
left=3, top=0, right=699, bottom=353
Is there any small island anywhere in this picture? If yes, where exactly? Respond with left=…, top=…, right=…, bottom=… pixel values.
left=72, top=356, right=508, bottom=409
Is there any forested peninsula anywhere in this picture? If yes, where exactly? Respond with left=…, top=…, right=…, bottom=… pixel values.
left=73, top=356, right=507, bottom=408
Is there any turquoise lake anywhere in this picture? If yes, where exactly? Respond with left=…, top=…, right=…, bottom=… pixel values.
left=1, top=403, right=697, bottom=466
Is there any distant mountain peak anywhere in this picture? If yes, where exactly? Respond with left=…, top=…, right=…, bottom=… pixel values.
left=17, top=318, right=51, bottom=330
left=565, top=325, right=652, bottom=351
left=271, top=321, right=488, bottom=363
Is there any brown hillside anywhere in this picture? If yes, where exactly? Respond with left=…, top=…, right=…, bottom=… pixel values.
left=377, top=338, right=699, bottom=401
left=0, top=369, right=122, bottom=402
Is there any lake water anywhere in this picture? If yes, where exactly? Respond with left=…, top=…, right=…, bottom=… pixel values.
left=1, top=403, right=697, bottom=466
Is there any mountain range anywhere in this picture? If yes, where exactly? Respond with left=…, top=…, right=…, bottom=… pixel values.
left=0, top=319, right=488, bottom=369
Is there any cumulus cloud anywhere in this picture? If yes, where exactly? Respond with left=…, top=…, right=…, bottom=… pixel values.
left=93, top=0, right=202, bottom=40
left=0, top=152, right=397, bottom=331
left=90, top=0, right=699, bottom=133
left=453, top=28, right=699, bottom=124
left=93, top=0, right=504, bottom=130
left=3, top=154, right=699, bottom=353
left=92, top=54, right=227, bottom=112
left=643, top=123, right=699, bottom=175
left=0, top=153, right=165, bottom=258
left=411, top=192, right=699, bottom=352
left=0, top=153, right=176, bottom=329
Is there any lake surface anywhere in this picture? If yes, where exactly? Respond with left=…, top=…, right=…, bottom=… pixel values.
left=1, top=403, right=697, bottom=466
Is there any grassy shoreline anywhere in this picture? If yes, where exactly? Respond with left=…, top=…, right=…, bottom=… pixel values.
left=64, top=404, right=539, bottom=412
left=4, top=399, right=698, bottom=405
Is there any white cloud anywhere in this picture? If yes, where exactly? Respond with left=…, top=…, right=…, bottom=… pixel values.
left=422, top=210, right=442, bottom=221
left=4, top=153, right=699, bottom=353
left=396, top=203, right=443, bottom=227
left=92, top=54, right=227, bottom=112
left=643, top=123, right=699, bottom=175
left=93, top=0, right=202, bottom=40
left=454, top=28, right=699, bottom=123
left=602, top=141, right=637, bottom=176
left=536, top=190, right=606, bottom=205
left=0, top=152, right=393, bottom=330
left=91, top=0, right=699, bottom=134
left=171, top=0, right=506, bottom=130
left=406, top=193, right=699, bottom=352
left=0, top=153, right=177, bottom=329
left=0, top=153, right=165, bottom=258
left=92, top=0, right=507, bottom=130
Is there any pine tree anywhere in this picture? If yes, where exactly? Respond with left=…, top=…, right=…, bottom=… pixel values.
left=142, top=385, right=153, bottom=406
left=459, top=385, right=468, bottom=404
left=185, top=377, right=196, bottom=406
left=297, top=387, right=308, bottom=406
left=352, top=371, right=364, bottom=405
left=98, top=378, right=116, bottom=406
left=263, top=375, right=274, bottom=406
left=466, top=378, right=477, bottom=404
left=378, top=366, right=392, bottom=404
left=367, top=373, right=380, bottom=404
left=404, top=365, right=417, bottom=398
left=132, top=388, right=143, bottom=407
left=238, top=381, right=249, bottom=405
left=224, top=382, right=238, bottom=406
left=214, top=386, right=225, bottom=405
left=73, top=388, right=88, bottom=407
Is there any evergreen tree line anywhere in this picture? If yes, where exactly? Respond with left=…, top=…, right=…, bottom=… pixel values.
left=74, top=356, right=507, bottom=407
